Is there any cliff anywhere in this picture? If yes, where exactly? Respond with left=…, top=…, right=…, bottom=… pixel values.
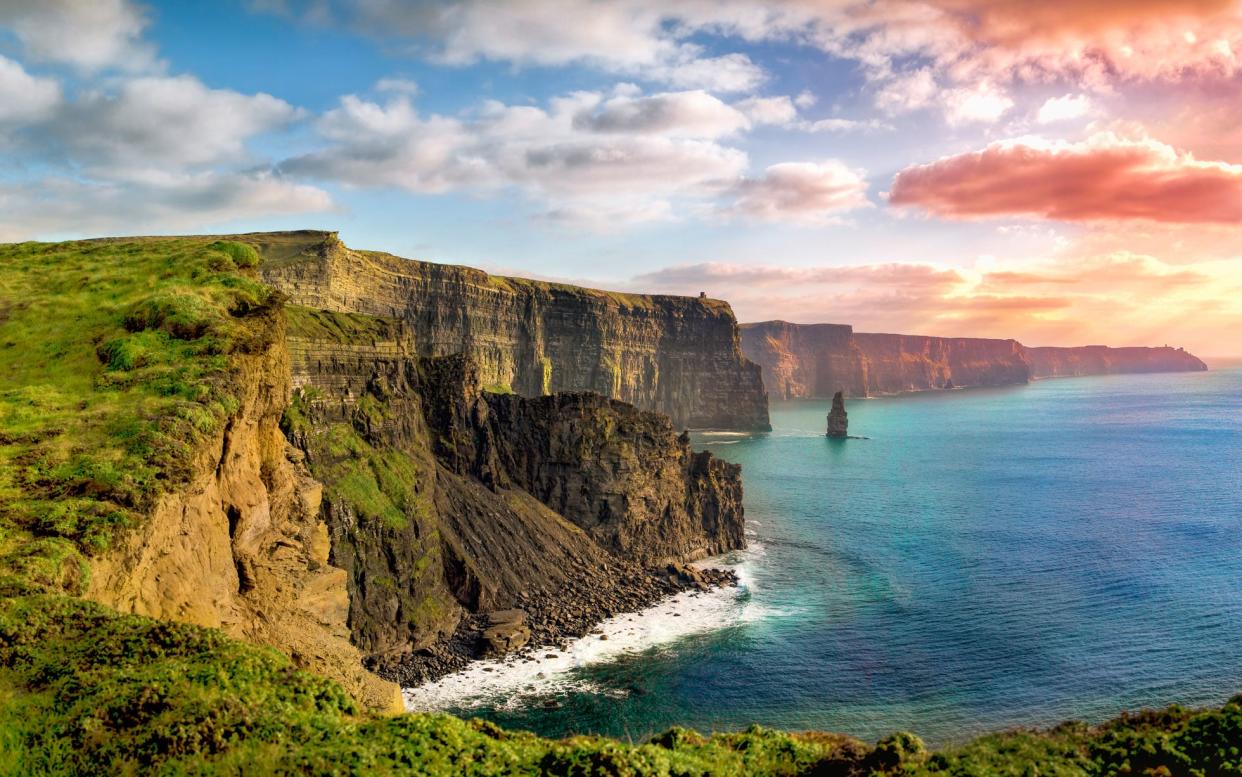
left=741, top=321, right=1027, bottom=399
left=741, top=320, right=1207, bottom=399
left=282, top=305, right=745, bottom=665
left=0, top=234, right=746, bottom=720
left=258, top=231, right=770, bottom=431
left=1027, top=345, right=1208, bottom=378
left=2, top=235, right=1239, bottom=775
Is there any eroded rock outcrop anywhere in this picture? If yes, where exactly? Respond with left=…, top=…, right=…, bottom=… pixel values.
left=85, top=303, right=403, bottom=713
left=827, top=391, right=848, bottom=437
left=742, top=320, right=1207, bottom=399
left=258, top=231, right=769, bottom=431
left=281, top=303, right=745, bottom=674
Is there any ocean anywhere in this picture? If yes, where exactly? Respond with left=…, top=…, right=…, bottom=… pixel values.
left=405, top=368, right=1242, bottom=747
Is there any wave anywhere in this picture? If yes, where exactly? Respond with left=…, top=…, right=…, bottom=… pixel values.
left=403, top=550, right=772, bottom=713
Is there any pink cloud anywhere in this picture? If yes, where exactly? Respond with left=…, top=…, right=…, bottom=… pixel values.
left=889, top=132, right=1242, bottom=223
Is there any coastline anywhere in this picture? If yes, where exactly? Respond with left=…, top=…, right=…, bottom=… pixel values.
left=401, top=549, right=756, bottom=713
left=375, top=558, right=740, bottom=690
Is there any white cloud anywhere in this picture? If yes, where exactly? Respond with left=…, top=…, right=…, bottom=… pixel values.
left=874, top=69, right=938, bottom=115
left=733, top=95, right=798, bottom=127
left=1037, top=94, right=1092, bottom=124
left=725, top=160, right=871, bottom=225
left=0, top=55, right=61, bottom=125
left=0, top=0, right=157, bottom=72
left=805, top=117, right=893, bottom=133
left=575, top=90, right=750, bottom=137
left=282, top=91, right=751, bottom=225
left=0, top=171, right=333, bottom=241
left=262, top=0, right=767, bottom=92
left=374, top=77, right=420, bottom=95
left=60, top=75, right=301, bottom=175
left=943, top=82, right=1014, bottom=125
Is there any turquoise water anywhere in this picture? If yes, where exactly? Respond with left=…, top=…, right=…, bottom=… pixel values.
left=445, top=369, right=1242, bottom=746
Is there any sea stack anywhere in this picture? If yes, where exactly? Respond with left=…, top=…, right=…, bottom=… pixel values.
left=827, top=391, right=848, bottom=438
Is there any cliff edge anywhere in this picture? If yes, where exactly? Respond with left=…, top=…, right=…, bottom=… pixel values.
left=259, top=231, right=770, bottom=431
left=742, top=320, right=1206, bottom=399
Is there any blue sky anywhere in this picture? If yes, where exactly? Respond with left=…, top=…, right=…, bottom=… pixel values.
left=0, top=1, right=1240, bottom=354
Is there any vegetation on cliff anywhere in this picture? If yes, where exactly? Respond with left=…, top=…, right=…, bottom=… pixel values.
left=0, top=234, right=1238, bottom=775
left=0, top=237, right=276, bottom=596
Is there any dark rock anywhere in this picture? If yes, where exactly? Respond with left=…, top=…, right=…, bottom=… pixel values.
left=827, top=391, right=848, bottom=438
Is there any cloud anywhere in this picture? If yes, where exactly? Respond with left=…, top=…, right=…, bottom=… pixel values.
left=285, top=91, right=749, bottom=195
left=0, top=55, right=61, bottom=125
left=265, top=0, right=766, bottom=92
left=890, top=132, right=1242, bottom=223
left=281, top=89, right=770, bottom=226
left=622, top=248, right=1237, bottom=352
left=374, top=77, right=419, bottom=95
left=1037, top=94, right=1092, bottom=124
left=58, top=75, right=301, bottom=175
left=724, top=161, right=871, bottom=225
left=733, top=95, right=798, bottom=127
left=873, top=69, right=938, bottom=115
left=0, top=0, right=157, bottom=72
left=943, top=82, right=1014, bottom=125
left=0, top=171, right=333, bottom=242
left=574, top=90, right=749, bottom=137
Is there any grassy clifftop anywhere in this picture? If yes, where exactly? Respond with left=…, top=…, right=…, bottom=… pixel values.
left=0, top=237, right=274, bottom=595
left=0, top=234, right=1239, bottom=775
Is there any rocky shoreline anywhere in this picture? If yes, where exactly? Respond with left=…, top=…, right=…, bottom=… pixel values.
left=372, top=560, right=739, bottom=688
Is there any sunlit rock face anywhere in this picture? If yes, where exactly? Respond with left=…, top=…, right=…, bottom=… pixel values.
left=741, top=320, right=1206, bottom=400
left=741, top=321, right=1028, bottom=398
left=260, top=231, right=770, bottom=431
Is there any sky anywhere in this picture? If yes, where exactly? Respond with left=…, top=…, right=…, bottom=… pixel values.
left=0, top=1, right=1240, bottom=356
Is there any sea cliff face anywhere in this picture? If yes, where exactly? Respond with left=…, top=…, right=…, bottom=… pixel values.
left=260, top=231, right=769, bottom=431
left=1027, top=345, right=1207, bottom=378
left=741, top=321, right=1027, bottom=399
left=280, top=299, right=746, bottom=673
left=741, top=320, right=1206, bottom=399
left=5, top=233, right=748, bottom=714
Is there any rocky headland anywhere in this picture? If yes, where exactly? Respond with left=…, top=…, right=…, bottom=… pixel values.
left=741, top=319, right=1207, bottom=399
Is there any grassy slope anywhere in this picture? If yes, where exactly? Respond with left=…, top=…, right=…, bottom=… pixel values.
left=0, top=235, right=1240, bottom=775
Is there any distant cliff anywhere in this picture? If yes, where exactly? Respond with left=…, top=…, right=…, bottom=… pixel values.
left=741, top=320, right=1206, bottom=399
left=741, top=321, right=1027, bottom=399
left=259, top=231, right=769, bottom=431
left=1026, top=345, right=1207, bottom=378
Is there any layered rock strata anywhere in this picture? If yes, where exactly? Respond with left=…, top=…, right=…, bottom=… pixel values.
left=741, top=320, right=1207, bottom=399
left=741, top=321, right=1027, bottom=399
left=85, top=302, right=402, bottom=712
left=281, top=304, right=745, bottom=681
left=258, top=231, right=769, bottom=431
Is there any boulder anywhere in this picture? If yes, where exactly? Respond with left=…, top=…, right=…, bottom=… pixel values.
left=480, top=609, right=531, bottom=657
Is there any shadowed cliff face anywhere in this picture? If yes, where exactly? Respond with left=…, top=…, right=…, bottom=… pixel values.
left=741, top=320, right=1207, bottom=399
left=282, top=305, right=745, bottom=660
left=259, top=231, right=769, bottom=431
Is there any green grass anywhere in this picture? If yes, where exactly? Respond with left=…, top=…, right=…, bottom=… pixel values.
left=3, top=593, right=1239, bottom=776
left=0, top=237, right=275, bottom=590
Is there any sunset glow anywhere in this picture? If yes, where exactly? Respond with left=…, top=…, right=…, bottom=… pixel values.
left=0, top=1, right=1239, bottom=354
